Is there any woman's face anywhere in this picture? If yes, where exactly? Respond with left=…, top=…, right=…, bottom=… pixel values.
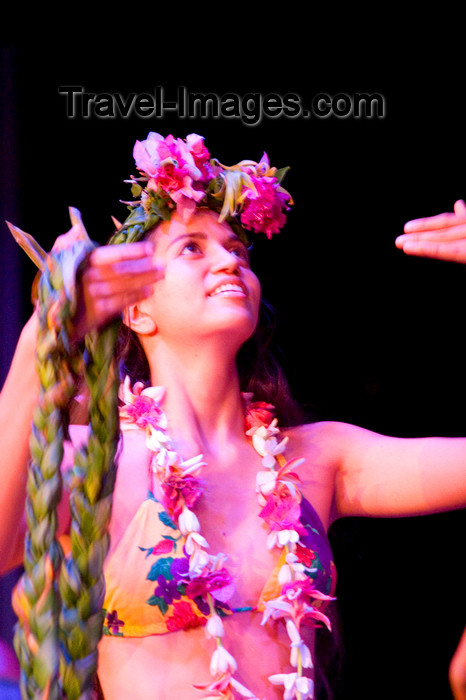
left=141, top=209, right=261, bottom=351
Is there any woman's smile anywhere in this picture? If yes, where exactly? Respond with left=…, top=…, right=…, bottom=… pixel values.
left=208, top=279, right=248, bottom=298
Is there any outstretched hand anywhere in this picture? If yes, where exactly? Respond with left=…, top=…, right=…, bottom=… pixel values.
left=395, top=200, right=466, bottom=264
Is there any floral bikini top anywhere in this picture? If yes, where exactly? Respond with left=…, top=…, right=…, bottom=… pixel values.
left=97, top=379, right=336, bottom=699
left=101, top=472, right=336, bottom=638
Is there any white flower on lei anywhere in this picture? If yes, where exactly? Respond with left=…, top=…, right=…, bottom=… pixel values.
left=205, top=613, right=225, bottom=639
left=178, top=505, right=200, bottom=535
left=268, top=672, right=314, bottom=700
left=246, top=419, right=288, bottom=468
left=278, top=552, right=306, bottom=585
left=255, top=469, right=277, bottom=505
left=266, top=528, right=300, bottom=550
left=146, top=424, right=205, bottom=478
left=209, top=646, right=238, bottom=676
left=286, top=620, right=313, bottom=669
left=185, top=531, right=210, bottom=575
left=145, top=424, right=174, bottom=465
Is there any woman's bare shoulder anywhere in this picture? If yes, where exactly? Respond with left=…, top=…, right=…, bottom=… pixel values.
left=284, top=419, right=357, bottom=465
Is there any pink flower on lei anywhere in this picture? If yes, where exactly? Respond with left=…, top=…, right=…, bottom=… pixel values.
left=262, top=578, right=334, bottom=632
left=159, top=468, right=203, bottom=520
left=133, top=132, right=213, bottom=221
left=259, top=493, right=307, bottom=538
left=118, top=376, right=167, bottom=431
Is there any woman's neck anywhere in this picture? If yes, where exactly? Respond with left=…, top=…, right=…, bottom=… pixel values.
left=145, top=339, right=247, bottom=460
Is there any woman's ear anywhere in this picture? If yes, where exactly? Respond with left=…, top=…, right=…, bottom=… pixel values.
left=123, top=302, right=157, bottom=336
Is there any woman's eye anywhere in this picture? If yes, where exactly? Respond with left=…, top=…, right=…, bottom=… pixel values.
left=180, top=241, right=202, bottom=255
left=230, top=246, right=250, bottom=263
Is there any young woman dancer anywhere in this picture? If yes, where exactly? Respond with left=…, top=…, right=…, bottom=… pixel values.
left=1, top=133, right=465, bottom=699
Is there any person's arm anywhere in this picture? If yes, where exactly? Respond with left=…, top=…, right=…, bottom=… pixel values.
left=328, top=421, right=466, bottom=518
left=0, top=311, right=40, bottom=573
left=0, top=221, right=159, bottom=574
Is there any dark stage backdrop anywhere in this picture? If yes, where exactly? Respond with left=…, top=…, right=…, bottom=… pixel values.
left=1, top=45, right=465, bottom=699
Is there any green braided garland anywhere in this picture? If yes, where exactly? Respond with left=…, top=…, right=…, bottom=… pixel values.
left=58, top=322, right=120, bottom=700
left=13, top=240, right=121, bottom=699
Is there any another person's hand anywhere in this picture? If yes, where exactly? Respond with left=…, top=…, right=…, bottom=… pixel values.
left=396, top=199, right=466, bottom=264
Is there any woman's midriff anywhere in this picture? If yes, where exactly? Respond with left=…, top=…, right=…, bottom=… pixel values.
left=98, top=609, right=315, bottom=699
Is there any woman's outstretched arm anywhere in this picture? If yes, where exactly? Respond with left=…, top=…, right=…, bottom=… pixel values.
left=328, top=422, right=466, bottom=518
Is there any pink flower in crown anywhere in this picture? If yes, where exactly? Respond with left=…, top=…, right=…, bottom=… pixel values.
left=185, top=133, right=216, bottom=183
left=240, top=176, right=290, bottom=238
left=133, top=132, right=208, bottom=221
left=118, top=376, right=167, bottom=431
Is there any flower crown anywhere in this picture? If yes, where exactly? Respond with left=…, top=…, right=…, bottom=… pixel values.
left=108, top=132, right=293, bottom=246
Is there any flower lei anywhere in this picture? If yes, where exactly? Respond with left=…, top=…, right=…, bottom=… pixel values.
left=108, top=132, right=293, bottom=246
left=119, top=378, right=334, bottom=700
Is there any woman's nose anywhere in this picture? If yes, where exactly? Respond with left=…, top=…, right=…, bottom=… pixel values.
left=211, top=247, right=241, bottom=274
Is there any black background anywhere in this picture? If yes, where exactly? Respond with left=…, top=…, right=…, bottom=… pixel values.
left=1, top=40, right=466, bottom=698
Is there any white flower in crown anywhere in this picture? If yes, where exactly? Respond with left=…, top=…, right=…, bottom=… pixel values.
left=269, top=672, right=314, bottom=700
